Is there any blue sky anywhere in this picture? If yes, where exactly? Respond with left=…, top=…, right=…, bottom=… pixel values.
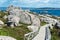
left=0, top=0, right=60, bottom=8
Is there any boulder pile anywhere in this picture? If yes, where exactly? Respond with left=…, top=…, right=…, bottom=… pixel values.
left=7, top=5, right=40, bottom=29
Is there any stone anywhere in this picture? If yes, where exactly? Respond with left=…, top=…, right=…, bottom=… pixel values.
left=0, top=36, right=16, bottom=40
left=7, top=6, right=31, bottom=24
left=55, top=22, right=60, bottom=28
left=10, top=23, right=15, bottom=28
left=7, top=6, right=40, bottom=28
left=26, top=12, right=40, bottom=32
left=7, top=15, right=20, bottom=26
left=26, top=12, right=40, bottom=27
left=0, top=20, right=4, bottom=25
left=3, top=15, right=7, bottom=19
left=27, top=26, right=39, bottom=31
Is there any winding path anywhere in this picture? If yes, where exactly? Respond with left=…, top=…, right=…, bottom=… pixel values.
left=32, top=24, right=51, bottom=40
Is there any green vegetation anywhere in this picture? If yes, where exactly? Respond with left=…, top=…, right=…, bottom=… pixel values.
left=0, top=11, right=60, bottom=40
left=29, top=12, right=34, bottom=14
left=0, top=11, right=8, bottom=23
left=0, top=11, right=30, bottom=40
left=40, top=21, right=47, bottom=26
left=0, top=24, right=30, bottom=40
left=58, top=18, right=60, bottom=20
left=51, top=27, right=60, bottom=40
left=0, top=11, right=8, bottom=17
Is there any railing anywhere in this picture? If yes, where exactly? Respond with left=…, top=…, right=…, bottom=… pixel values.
left=24, top=24, right=53, bottom=40
left=24, top=26, right=40, bottom=40
left=45, top=27, right=51, bottom=40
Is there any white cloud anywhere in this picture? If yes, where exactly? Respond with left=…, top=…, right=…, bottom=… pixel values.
left=43, top=0, right=50, bottom=3
left=0, top=0, right=7, bottom=4
left=18, top=0, right=49, bottom=3
left=10, top=0, right=50, bottom=7
left=0, top=0, right=60, bottom=8
left=0, top=0, right=5, bottom=3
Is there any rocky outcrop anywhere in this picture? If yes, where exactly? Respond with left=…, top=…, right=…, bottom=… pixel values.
left=7, top=6, right=31, bottom=25
left=7, top=5, right=40, bottom=27
left=7, top=15, right=20, bottom=27
left=26, top=12, right=40, bottom=27
left=26, top=13, right=40, bottom=32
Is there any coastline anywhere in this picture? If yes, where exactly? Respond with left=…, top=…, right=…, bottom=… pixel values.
left=0, top=7, right=60, bottom=16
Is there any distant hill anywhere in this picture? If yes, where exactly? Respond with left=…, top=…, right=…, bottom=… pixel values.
left=0, top=7, right=60, bottom=11
left=37, top=7, right=60, bottom=10
left=0, top=7, right=60, bottom=16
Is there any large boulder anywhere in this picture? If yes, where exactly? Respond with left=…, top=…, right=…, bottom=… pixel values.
left=7, top=6, right=31, bottom=24
left=27, top=26, right=39, bottom=31
left=3, top=15, right=7, bottom=19
left=7, top=15, right=20, bottom=27
left=26, top=12, right=40, bottom=27
left=7, top=5, right=40, bottom=28
left=0, top=36, right=16, bottom=40
left=26, top=12, right=40, bottom=31
left=55, top=22, right=60, bottom=29
left=0, top=20, right=4, bottom=25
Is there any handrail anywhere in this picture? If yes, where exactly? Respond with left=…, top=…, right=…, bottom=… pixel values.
left=45, top=27, right=51, bottom=40
left=24, top=26, right=40, bottom=40
left=24, top=31, right=39, bottom=40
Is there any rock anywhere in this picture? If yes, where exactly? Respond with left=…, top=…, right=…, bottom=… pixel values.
left=0, top=36, right=16, bottom=40
left=3, top=15, right=7, bottom=19
left=7, top=5, right=40, bottom=28
left=31, top=16, right=40, bottom=27
left=0, top=20, right=4, bottom=25
left=7, top=15, right=20, bottom=26
left=40, top=17, right=58, bottom=25
left=0, top=20, right=4, bottom=29
left=7, top=15, right=14, bottom=21
left=26, top=12, right=40, bottom=27
left=26, top=13, right=40, bottom=31
left=10, top=23, right=15, bottom=28
left=7, top=6, right=31, bottom=24
left=55, top=22, right=60, bottom=28
left=27, top=26, right=39, bottom=31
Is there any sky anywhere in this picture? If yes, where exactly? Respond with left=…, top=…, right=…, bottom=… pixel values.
left=0, top=0, right=60, bottom=8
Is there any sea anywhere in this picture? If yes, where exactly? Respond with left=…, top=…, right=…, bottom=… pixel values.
left=0, top=7, right=60, bottom=16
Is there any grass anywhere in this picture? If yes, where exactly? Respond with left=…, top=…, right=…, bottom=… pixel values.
left=0, top=11, right=31, bottom=40
left=0, top=24, right=30, bottom=40
left=0, top=11, right=8, bottom=17
left=0, top=11, right=60, bottom=40
left=0, top=11, right=8, bottom=23
left=51, top=27, right=60, bottom=40
left=40, top=21, right=47, bottom=26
